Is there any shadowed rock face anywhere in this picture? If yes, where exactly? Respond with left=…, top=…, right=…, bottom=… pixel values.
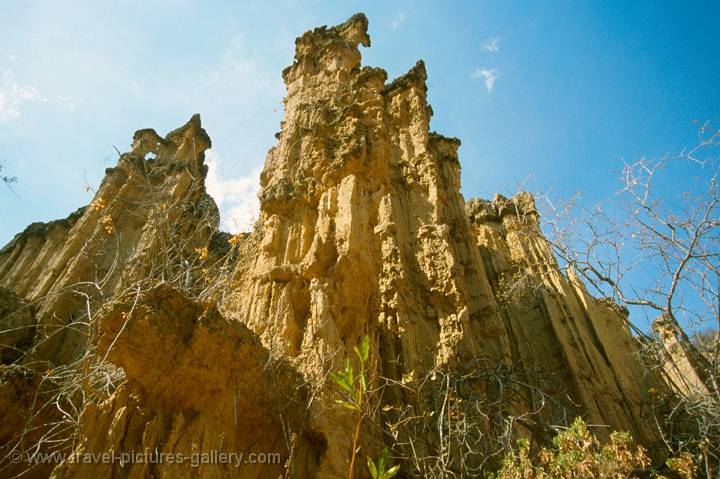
left=0, top=288, right=35, bottom=364
left=49, top=285, right=316, bottom=479
left=0, top=13, right=670, bottom=479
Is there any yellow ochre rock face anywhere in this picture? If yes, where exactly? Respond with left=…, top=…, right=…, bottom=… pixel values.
left=0, top=13, right=669, bottom=479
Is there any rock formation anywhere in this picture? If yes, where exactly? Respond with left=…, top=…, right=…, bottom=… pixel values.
left=0, top=13, right=673, bottom=479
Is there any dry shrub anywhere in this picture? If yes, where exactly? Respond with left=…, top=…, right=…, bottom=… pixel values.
left=489, top=417, right=698, bottom=479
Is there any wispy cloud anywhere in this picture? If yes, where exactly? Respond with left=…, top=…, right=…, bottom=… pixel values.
left=0, top=70, right=47, bottom=122
left=483, top=37, right=500, bottom=53
left=0, top=61, right=77, bottom=122
left=205, top=149, right=261, bottom=233
left=471, top=68, right=498, bottom=93
left=391, top=13, right=405, bottom=29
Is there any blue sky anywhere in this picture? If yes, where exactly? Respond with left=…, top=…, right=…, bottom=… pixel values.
left=1, top=0, right=719, bottom=249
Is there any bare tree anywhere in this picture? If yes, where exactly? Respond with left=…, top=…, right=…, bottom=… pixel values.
left=0, top=162, right=19, bottom=197
left=538, top=121, right=720, bottom=472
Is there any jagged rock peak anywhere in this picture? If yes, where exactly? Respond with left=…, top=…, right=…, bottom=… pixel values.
left=384, top=59, right=427, bottom=94
left=261, top=14, right=442, bottom=217
left=129, top=113, right=211, bottom=177
left=466, top=192, right=539, bottom=224
left=280, top=13, right=431, bottom=99
left=283, top=13, right=370, bottom=82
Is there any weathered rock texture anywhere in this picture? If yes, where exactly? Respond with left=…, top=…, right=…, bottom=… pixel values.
left=653, top=318, right=709, bottom=397
left=0, top=13, right=673, bottom=479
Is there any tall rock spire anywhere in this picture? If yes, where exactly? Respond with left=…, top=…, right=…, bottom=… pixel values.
left=222, top=12, right=660, bottom=475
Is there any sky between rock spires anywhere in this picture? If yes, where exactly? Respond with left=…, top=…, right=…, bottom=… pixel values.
left=1, top=0, right=719, bottom=246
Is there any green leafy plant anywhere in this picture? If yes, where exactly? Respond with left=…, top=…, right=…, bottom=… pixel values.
left=333, top=335, right=369, bottom=479
left=367, top=447, right=400, bottom=479
left=333, top=335, right=398, bottom=479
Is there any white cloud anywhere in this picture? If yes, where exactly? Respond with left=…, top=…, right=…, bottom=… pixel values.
left=0, top=70, right=47, bottom=121
left=205, top=149, right=261, bottom=233
left=483, top=37, right=500, bottom=53
left=0, top=66, right=77, bottom=121
left=471, top=68, right=498, bottom=93
left=391, top=13, right=405, bottom=29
